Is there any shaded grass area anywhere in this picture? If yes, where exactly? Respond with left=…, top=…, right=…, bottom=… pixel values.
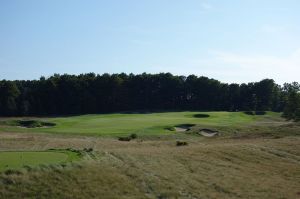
left=193, top=113, right=210, bottom=118
left=0, top=120, right=55, bottom=128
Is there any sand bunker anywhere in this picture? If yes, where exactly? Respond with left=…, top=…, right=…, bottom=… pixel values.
left=175, top=127, right=189, bottom=132
left=174, top=124, right=195, bottom=132
left=199, top=129, right=219, bottom=137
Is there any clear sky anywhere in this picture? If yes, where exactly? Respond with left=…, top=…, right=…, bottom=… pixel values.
left=0, top=0, right=299, bottom=84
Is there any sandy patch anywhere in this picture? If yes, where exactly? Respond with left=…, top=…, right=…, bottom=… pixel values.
left=174, top=127, right=189, bottom=132
left=199, top=129, right=219, bottom=137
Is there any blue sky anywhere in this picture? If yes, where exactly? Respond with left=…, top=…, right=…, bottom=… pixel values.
left=0, top=0, right=299, bottom=84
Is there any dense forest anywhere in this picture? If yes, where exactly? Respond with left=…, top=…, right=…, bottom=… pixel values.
left=0, top=73, right=299, bottom=120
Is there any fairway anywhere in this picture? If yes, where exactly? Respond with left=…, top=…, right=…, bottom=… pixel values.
left=0, top=112, right=281, bottom=136
left=0, top=112, right=299, bottom=199
left=0, top=151, right=79, bottom=171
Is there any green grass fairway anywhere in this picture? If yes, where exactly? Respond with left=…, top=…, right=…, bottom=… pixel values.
left=0, top=112, right=282, bottom=136
left=0, top=112, right=299, bottom=198
left=0, top=151, right=79, bottom=171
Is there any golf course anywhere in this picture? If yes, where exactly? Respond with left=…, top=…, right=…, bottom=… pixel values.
left=1, top=0, right=300, bottom=198
left=0, top=111, right=282, bottom=136
left=0, top=111, right=299, bottom=198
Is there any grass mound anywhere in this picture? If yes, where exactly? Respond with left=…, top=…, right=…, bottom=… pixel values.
left=194, top=113, right=210, bottom=118
left=118, top=133, right=138, bottom=141
left=14, top=120, right=56, bottom=128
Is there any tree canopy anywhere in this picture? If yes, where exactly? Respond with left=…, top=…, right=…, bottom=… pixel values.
left=0, top=73, right=298, bottom=120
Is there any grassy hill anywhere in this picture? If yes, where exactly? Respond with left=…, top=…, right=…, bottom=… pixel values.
left=0, top=112, right=299, bottom=199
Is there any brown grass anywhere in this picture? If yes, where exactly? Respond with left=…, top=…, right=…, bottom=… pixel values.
left=0, top=129, right=299, bottom=199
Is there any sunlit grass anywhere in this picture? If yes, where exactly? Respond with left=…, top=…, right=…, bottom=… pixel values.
left=0, top=111, right=282, bottom=136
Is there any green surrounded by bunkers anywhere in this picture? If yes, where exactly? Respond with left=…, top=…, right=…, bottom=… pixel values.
left=0, top=111, right=281, bottom=172
left=0, top=111, right=299, bottom=198
left=0, top=111, right=281, bottom=136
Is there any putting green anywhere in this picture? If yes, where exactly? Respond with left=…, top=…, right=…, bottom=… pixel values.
left=0, top=151, right=79, bottom=171
left=0, top=112, right=282, bottom=136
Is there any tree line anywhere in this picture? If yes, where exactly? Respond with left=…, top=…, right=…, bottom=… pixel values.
left=0, top=73, right=299, bottom=120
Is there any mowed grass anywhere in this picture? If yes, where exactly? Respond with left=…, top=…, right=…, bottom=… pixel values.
left=0, top=111, right=282, bottom=136
left=0, top=151, right=80, bottom=171
left=0, top=112, right=299, bottom=198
